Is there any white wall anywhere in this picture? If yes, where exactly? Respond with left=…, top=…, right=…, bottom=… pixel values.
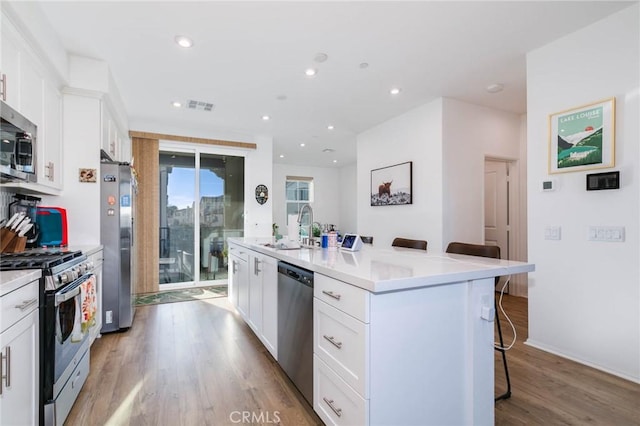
left=339, top=163, right=357, bottom=234
left=442, top=98, right=523, bottom=248
left=244, top=135, right=273, bottom=238
left=442, top=98, right=528, bottom=294
left=526, top=4, right=639, bottom=382
left=356, top=99, right=444, bottom=249
left=272, top=163, right=343, bottom=234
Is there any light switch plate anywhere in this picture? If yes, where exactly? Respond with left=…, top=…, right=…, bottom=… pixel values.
left=588, top=226, right=625, bottom=242
left=545, top=226, right=561, bottom=240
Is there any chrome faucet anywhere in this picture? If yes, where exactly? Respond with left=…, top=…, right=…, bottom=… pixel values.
left=297, top=203, right=314, bottom=246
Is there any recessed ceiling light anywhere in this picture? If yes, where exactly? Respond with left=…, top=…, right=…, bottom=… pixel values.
left=359, top=62, right=369, bottom=69
left=171, top=101, right=182, bottom=108
left=262, top=115, right=270, bottom=121
left=333, top=160, right=338, bottom=163
left=486, top=83, right=504, bottom=93
left=327, top=125, right=334, bottom=130
left=300, top=143, right=305, bottom=147
left=322, top=148, right=335, bottom=153
left=305, top=68, right=317, bottom=77
left=390, top=87, right=402, bottom=95
left=279, top=154, right=284, bottom=158
left=175, top=35, right=194, bottom=48
left=314, top=53, right=328, bottom=63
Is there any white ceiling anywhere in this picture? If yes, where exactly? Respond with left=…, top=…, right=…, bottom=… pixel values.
left=35, top=1, right=632, bottom=167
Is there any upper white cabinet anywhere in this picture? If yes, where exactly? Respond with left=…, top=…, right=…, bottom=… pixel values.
left=0, top=19, right=21, bottom=108
left=101, top=102, right=130, bottom=162
left=40, top=79, right=63, bottom=189
left=1, top=11, right=64, bottom=193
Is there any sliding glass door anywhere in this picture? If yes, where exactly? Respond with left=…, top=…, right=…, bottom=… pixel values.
left=159, top=145, right=244, bottom=288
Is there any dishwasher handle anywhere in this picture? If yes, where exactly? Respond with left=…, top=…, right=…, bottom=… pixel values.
left=278, top=262, right=314, bottom=287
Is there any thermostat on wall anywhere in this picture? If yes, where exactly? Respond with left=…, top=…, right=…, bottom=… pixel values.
left=542, top=179, right=556, bottom=192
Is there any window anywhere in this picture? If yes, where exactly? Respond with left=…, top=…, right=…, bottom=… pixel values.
left=286, top=176, right=313, bottom=225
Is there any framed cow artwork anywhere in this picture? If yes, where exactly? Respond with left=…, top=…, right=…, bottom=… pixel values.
left=370, top=161, right=412, bottom=206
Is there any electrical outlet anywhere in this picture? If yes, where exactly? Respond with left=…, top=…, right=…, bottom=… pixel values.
left=106, top=310, right=113, bottom=324
left=544, top=226, right=561, bottom=240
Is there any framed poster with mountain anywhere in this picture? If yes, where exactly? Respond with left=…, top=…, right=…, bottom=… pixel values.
left=548, top=98, right=615, bottom=174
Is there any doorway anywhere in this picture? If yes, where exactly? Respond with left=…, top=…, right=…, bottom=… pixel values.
left=158, top=144, right=244, bottom=289
left=484, top=158, right=515, bottom=292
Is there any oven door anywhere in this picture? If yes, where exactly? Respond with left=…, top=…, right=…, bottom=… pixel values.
left=52, top=273, right=95, bottom=388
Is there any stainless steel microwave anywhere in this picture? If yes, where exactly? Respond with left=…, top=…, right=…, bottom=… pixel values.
left=1, top=100, right=37, bottom=183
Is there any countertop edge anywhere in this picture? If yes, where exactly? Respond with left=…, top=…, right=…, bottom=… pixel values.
left=228, top=238, right=534, bottom=293
left=0, top=269, right=42, bottom=297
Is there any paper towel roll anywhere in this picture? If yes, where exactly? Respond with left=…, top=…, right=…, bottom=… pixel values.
left=287, top=214, right=300, bottom=240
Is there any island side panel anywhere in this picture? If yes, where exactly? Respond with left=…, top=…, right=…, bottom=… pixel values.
left=368, top=278, right=494, bottom=426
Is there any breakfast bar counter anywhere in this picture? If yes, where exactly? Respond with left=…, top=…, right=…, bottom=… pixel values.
left=227, top=237, right=535, bottom=426
left=228, top=237, right=534, bottom=293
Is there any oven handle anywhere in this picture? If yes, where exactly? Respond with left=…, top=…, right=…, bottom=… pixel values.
left=55, top=274, right=94, bottom=306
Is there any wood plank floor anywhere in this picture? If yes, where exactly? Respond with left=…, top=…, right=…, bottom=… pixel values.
left=65, top=295, right=640, bottom=425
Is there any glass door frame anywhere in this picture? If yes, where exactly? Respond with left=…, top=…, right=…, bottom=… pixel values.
left=159, top=140, right=247, bottom=290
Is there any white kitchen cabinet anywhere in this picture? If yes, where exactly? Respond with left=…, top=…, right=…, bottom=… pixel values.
left=247, top=254, right=263, bottom=333
left=1, top=12, right=64, bottom=194
left=101, top=103, right=130, bottom=162
left=39, top=79, right=63, bottom=189
left=228, top=245, right=278, bottom=360
left=0, top=279, right=39, bottom=426
left=0, top=16, right=21, bottom=107
left=228, top=243, right=249, bottom=317
left=248, top=252, right=277, bottom=359
left=260, top=255, right=278, bottom=359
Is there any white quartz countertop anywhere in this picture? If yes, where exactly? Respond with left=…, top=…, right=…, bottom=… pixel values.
left=0, top=269, right=41, bottom=297
left=229, top=237, right=535, bottom=293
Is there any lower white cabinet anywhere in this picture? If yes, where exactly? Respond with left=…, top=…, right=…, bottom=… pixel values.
left=228, top=244, right=249, bottom=316
left=227, top=244, right=278, bottom=360
left=314, top=355, right=368, bottom=426
left=0, top=279, right=39, bottom=426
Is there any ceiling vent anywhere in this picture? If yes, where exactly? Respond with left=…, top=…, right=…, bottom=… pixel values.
left=187, top=100, right=215, bottom=112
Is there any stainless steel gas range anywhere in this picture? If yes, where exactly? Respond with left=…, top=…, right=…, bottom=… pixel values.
left=0, top=249, right=98, bottom=426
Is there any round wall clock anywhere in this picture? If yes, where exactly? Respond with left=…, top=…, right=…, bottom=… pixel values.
left=255, top=184, right=269, bottom=205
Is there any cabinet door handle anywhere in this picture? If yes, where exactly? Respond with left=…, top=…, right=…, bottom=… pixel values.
left=45, top=161, right=55, bottom=180
left=322, top=290, right=341, bottom=301
left=15, top=298, right=38, bottom=311
left=323, top=335, right=343, bottom=349
left=254, top=258, right=261, bottom=275
left=0, top=346, right=10, bottom=394
left=322, top=397, right=343, bottom=417
left=0, top=73, right=6, bottom=101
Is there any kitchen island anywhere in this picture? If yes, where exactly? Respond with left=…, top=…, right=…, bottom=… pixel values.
left=227, top=237, right=534, bottom=426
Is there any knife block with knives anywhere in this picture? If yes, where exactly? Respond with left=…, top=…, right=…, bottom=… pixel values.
left=1, top=212, right=33, bottom=253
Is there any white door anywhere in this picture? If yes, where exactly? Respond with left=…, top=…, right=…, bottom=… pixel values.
left=484, top=160, right=509, bottom=290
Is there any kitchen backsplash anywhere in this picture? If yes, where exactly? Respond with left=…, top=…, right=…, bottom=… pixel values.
left=0, top=189, right=16, bottom=221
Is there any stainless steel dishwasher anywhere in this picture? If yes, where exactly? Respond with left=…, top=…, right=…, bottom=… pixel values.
left=277, top=261, right=314, bottom=405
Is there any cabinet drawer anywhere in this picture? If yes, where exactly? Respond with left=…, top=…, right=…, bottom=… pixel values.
left=314, top=355, right=368, bottom=426
left=1, top=280, right=39, bottom=332
left=315, top=274, right=370, bottom=323
left=228, top=244, right=249, bottom=262
left=314, top=299, right=369, bottom=398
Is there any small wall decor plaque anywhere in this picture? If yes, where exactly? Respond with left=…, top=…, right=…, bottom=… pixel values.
left=79, top=168, right=97, bottom=182
left=255, top=184, right=268, bottom=204
left=548, top=98, right=615, bottom=174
